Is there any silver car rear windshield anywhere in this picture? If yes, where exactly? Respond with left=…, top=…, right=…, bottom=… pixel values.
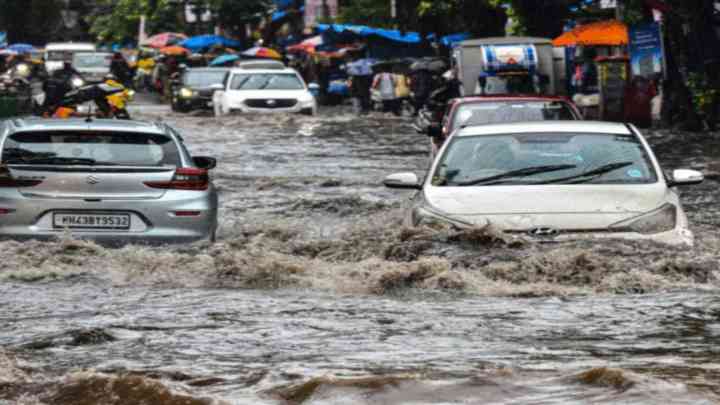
left=434, top=132, right=658, bottom=186
left=453, top=102, right=578, bottom=128
left=2, top=131, right=181, bottom=167
left=229, top=73, right=304, bottom=90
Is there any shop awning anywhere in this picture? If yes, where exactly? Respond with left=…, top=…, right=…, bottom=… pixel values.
left=552, top=20, right=628, bottom=47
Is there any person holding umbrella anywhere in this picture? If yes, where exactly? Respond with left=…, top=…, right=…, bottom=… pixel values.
left=346, top=52, right=374, bottom=115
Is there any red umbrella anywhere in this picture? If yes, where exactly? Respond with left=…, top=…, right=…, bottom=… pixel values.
left=143, top=33, right=188, bottom=49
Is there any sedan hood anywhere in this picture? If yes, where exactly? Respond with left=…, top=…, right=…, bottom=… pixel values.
left=423, top=184, right=669, bottom=230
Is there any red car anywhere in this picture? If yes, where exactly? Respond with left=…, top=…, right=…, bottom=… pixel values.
left=431, top=95, right=583, bottom=155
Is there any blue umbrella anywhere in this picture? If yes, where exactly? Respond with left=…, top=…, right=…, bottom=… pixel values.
left=210, top=54, right=239, bottom=66
left=180, top=35, right=241, bottom=52
left=8, top=43, right=35, bottom=54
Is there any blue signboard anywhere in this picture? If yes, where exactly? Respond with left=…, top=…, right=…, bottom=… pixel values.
left=629, top=23, right=664, bottom=78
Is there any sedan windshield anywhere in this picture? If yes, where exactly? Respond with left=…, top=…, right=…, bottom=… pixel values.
left=184, top=70, right=228, bottom=87
left=452, top=101, right=578, bottom=129
left=433, top=132, right=658, bottom=186
left=2, top=131, right=181, bottom=167
left=229, top=73, right=304, bottom=90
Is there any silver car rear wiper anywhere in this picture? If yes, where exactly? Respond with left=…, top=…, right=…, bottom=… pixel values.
left=12, top=157, right=101, bottom=166
left=538, top=161, right=634, bottom=185
left=454, top=164, right=577, bottom=186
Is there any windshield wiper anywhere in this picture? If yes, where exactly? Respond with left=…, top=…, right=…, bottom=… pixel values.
left=13, top=157, right=100, bottom=166
left=538, top=161, right=635, bottom=184
left=454, top=164, right=577, bottom=186
left=258, top=77, right=276, bottom=90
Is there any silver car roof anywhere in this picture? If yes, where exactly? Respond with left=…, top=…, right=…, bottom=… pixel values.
left=456, top=121, right=633, bottom=137
left=4, top=118, right=168, bottom=135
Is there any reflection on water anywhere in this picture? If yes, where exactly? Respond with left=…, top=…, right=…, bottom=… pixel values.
left=0, top=108, right=719, bottom=404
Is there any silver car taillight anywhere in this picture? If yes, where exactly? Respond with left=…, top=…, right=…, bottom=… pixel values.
left=144, top=167, right=209, bottom=191
left=610, top=203, right=677, bottom=235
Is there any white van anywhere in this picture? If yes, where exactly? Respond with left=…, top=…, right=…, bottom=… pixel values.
left=44, top=42, right=96, bottom=72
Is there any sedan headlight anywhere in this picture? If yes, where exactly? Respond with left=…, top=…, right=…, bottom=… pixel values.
left=610, top=203, right=677, bottom=235
left=413, top=206, right=475, bottom=229
left=71, top=77, right=85, bottom=88
left=179, top=88, right=194, bottom=98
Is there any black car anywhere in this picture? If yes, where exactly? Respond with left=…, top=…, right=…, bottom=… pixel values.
left=171, top=67, right=229, bottom=112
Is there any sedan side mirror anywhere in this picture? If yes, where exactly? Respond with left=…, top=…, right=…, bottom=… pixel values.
left=668, top=169, right=703, bottom=187
left=193, top=156, right=217, bottom=170
left=383, top=172, right=421, bottom=190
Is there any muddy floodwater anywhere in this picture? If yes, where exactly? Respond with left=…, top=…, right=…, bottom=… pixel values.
left=1, top=108, right=719, bottom=404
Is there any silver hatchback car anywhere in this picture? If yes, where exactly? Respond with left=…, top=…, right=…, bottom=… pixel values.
left=0, top=118, right=218, bottom=245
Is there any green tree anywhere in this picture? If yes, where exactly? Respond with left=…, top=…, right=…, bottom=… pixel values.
left=87, top=0, right=184, bottom=44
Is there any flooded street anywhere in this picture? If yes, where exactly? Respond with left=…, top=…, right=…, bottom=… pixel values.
left=1, top=108, right=719, bottom=404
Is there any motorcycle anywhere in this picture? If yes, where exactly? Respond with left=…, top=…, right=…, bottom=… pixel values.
left=39, top=76, right=132, bottom=120
left=0, top=62, right=45, bottom=116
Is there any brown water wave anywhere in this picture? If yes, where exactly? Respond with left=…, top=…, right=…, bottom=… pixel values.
left=1, top=213, right=718, bottom=297
left=2, top=348, right=713, bottom=405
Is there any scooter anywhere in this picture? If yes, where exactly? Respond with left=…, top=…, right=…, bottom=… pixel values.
left=39, top=77, right=130, bottom=119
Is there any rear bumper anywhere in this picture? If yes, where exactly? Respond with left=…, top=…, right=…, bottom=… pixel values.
left=0, top=231, right=209, bottom=246
left=0, top=190, right=218, bottom=245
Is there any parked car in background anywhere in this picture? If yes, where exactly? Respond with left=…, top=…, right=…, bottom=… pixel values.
left=213, top=67, right=317, bottom=116
left=172, top=67, right=230, bottom=112
left=0, top=118, right=218, bottom=245
left=44, top=42, right=96, bottom=72
left=421, top=95, right=582, bottom=156
left=385, top=121, right=703, bottom=246
left=72, top=52, right=112, bottom=83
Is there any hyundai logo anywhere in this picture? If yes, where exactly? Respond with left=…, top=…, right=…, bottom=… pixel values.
left=86, top=175, right=100, bottom=185
left=266, top=99, right=277, bottom=106
left=528, top=227, right=559, bottom=237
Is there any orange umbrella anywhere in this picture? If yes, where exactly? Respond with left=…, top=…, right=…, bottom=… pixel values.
left=553, top=20, right=628, bottom=47
left=159, top=45, right=189, bottom=56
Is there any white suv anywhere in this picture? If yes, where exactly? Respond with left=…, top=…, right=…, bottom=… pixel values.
left=213, top=67, right=317, bottom=116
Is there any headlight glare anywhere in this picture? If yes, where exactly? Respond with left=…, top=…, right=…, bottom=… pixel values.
left=179, top=88, right=194, bottom=98
left=16, top=64, right=31, bottom=77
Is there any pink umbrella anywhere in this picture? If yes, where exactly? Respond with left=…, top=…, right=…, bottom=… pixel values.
left=287, top=35, right=323, bottom=54
left=143, top=33, right=188, bottom=49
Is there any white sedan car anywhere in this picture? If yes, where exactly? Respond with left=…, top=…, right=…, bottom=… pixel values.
left=384, top=121, right=704, bottom=246
left=213, top=67, right=317, bottom=116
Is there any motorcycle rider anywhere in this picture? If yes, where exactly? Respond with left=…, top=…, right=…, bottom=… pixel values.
left=110, top=52, right=132, bottom=88
left=50, top=53, right=83, bottom=83
left=42, top=53, right=84, bottom=113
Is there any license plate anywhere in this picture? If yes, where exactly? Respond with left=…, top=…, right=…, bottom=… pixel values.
left=53, top=213, right=131, bottom=230
left=206, top=101, right=213, bottom=107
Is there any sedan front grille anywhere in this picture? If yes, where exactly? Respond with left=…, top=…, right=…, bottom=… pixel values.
left=244, top=99, right=298, bottom=109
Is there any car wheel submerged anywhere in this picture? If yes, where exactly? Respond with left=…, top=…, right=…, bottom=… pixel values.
left=300, top=107, right=315, bottom=116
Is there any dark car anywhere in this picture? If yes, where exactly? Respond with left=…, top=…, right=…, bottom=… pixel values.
left=428, top=95, right=583, bottom=156
left=171, top=67, right=230, bottom=112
